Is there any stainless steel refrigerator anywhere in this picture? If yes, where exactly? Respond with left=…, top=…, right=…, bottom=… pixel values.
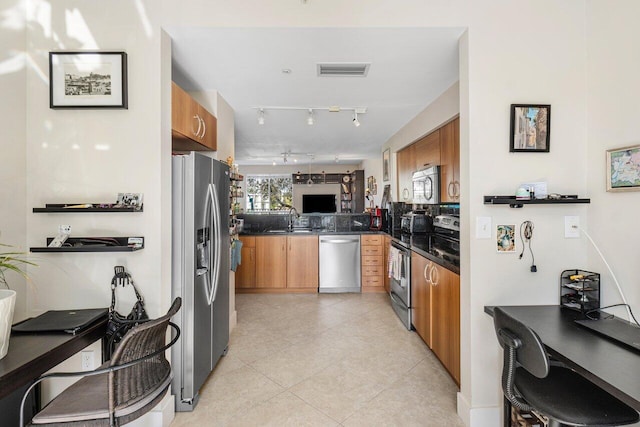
left=171, top=152, right=230, bottom=411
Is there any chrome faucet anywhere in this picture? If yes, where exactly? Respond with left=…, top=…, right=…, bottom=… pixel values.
left=288, top=206, right=300, bottom=231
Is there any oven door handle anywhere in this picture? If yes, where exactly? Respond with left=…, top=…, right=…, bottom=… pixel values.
left=389, top=291, right=405, bottom=307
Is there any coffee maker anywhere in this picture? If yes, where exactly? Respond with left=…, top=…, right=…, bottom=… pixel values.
left=369, top=208, right=383, bottom=231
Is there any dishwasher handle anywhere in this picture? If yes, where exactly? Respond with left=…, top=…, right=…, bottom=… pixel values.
left=320, top=238, right=359, bottom=244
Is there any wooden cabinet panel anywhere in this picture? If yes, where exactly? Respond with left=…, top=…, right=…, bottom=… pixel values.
left=413, top=129, right=441, bottom=170
left=255, top=236, right=287, bottom=288
left=431, top=263, right=460, bottom=385
left=440, top=118, right=460, bottom=203
left=287, top=235, right=318, bottom=289
left=362, top=276, right=382, bottom=287
left=396, top=145, right=415, bottom=202
left=362, top=265, right=383, bottom=276
left=235, top=236, right=256, bottom=289
left=361, top=235, right=382, bottom=245
left=361, top=255, right=383, bottom=267
left=411, top=253, right=431, bottom=346
left=362, top=246, right=383, bottom=256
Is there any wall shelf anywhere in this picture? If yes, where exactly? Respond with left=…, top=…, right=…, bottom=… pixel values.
left=483, top=195, right=590, bottom=208
left=30, top=237, right=144, bottom=253
left=33, top=204, right=143, bottom=213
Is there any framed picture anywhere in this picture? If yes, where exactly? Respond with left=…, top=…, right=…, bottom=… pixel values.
left=606, top=144, right=640, bottom=192
left=510, top=104, right=550, bottom=152
left=496, top=224, right=516, bottom=253
left=382, top=148, right=390, bottom=181
left=49, top=51, right=128, bottom=109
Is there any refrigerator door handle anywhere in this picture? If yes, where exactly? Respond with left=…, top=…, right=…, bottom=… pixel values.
left=210, top=182, right=222, bottom=303
left=201, top=183, right=215, bottom=305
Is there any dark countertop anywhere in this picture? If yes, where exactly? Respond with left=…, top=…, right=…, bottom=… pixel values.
left=240, top=228, right=460, bottom=275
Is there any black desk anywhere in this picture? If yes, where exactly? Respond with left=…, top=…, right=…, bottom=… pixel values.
left=485, top=305, right=640, bottom=422
left=0, top=316, right=107, bottom=425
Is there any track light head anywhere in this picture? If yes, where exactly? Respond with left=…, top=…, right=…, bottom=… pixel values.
left=353, top=112, right=360, bottom=127
left=258, top=108, right=265, bottom=125
left=307, top=109, right=314, bottom=125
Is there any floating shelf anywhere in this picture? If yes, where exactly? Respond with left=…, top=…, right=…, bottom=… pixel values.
left=30, top=237, right=144, bottom=253
left=483, top=195, right=590, bottom=208
left=33, top=204, right=143, bottom=213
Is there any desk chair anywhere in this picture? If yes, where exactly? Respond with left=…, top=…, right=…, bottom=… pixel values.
left=493, top=307, right=639, bottom=427
left=20, top=298, right=182, bottom=427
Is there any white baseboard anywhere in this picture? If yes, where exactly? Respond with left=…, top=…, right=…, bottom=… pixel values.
left=457, top=392, right=500, bottom=427
left=126, top=392, right=175, bottom=427
left=230, top=309, right=237, bottom=333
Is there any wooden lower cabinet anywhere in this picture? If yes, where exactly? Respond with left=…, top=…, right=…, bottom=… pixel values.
left=430, top=263, right=460, bottom=385
left=255, top=236, right=287, bottom=288
left=235, top=236, right=256, bottom=289
left=411, top=252, right=431, bottom=346
left=287, top=235, right=318, bottom=289
left=410, top=251, right=460, bottom=386
left=237, top=235, right=318, bottom=292
left=361, top=234, right=385, bottom=292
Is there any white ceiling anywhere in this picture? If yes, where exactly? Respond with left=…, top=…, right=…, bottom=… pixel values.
left=168, top=27, right=463, bottom=165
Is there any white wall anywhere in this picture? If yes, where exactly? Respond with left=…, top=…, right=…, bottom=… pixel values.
left=359, top=157, right=383, bottom=209
left=0, top=0, right=27, bottom=321
left=586, top=0, right=640, bottom=318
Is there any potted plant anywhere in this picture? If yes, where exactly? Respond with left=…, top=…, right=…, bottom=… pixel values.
left=0, top=244, right=36, bottom=359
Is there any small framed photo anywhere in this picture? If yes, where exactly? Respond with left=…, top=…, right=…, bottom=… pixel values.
left=606, top=144, right=640, bottom=192
left=510, top=104, right=550, bottom=152
left=49, top=51, right=128, bottom=109
left=382, top=148, right=390, bottom=182
left=497, top=224, right=516, bottom=253
left=116, top=193, right=143, bottom=208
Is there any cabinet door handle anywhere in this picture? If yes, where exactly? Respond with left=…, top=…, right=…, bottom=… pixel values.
left=424, top=263, right=431, bottom=283
left=200, top=116, right=206, bottom=138
left=448, top=182, right=455, bottom=198
left=430, top=266, right=439, bottom=286
left=454, top=181, right=460, bottom=199
left=192, top=115, right=202, bottom=137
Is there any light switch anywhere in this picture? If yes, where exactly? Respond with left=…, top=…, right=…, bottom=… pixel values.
left=476, top=216, right=492, bottom=239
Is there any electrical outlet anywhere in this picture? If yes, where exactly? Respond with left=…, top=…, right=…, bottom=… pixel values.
left=564, top=216, right=580, bottom=238
left=81, top=350, right=94, bottom=371
left=476, top=216, right=492, bottom=239
left=58, top=225, right=71, bottom=235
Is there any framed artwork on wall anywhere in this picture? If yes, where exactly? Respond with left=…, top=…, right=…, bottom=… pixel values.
left=49, top=51, right=128, bottom=109
left=496, top=224, right=516, bottom=253
left=606, top=144, right=640, bottom=192
left=509, top=104, right=550, bottom=152
left=382, top=148, right=390, bottom=182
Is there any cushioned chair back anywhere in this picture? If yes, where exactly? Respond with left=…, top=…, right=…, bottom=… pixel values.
left=493, top=307, right=549, bottom=378
left=108, top=298, right=182, bottom=410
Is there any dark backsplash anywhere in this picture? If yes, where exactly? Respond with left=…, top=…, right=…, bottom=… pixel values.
left=239, top=212, right=371, bottom=233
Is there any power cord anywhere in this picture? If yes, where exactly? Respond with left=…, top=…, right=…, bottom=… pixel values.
left=519, top=221, right=536, bottom=272
left=585, top=304, right=640, bottom=327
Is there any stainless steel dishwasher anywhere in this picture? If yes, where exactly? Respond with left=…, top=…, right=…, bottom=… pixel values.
left=319, top=235, right=361, bottom=293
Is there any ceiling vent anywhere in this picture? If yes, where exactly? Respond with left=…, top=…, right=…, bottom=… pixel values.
left=317, top=63, right=370, bottom=77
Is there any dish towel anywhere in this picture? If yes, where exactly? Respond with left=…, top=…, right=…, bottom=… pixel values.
left=230, top=239, right=243, bottom=272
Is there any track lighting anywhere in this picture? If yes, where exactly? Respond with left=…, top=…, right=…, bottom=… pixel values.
left=252, top=106, right=367, bottom=126
left=335, top=156, right=339, bottom=163
left=353, top=112, right=360, bottom=127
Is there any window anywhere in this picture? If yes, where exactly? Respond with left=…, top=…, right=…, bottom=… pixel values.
left=245, top=175, right=293, bottom=212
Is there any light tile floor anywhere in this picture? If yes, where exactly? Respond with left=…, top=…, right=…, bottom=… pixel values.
left=171, top=293, right=464, bottom=426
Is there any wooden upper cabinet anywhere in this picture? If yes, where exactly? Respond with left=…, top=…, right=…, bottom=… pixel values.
left=396, top=144, right=415, bottom=202
left=287, top=236, right=318, bottom=289
left=413, top=129, right=441, bottom=171
left=255, top=236, right=287, bottom=288
left=171, top=82, right=217, bottom=151
left=440, top=118, right=460, bottom=203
